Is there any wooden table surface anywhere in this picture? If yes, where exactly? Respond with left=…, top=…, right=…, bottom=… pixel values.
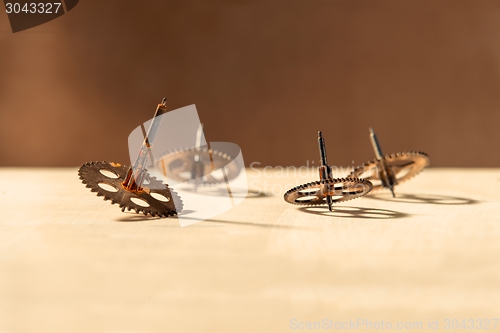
left=0, top=168, right=499, bottom=333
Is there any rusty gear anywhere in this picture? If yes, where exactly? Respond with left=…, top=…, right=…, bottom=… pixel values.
left=284, top=178, right=373, bottom=206
left=348, top=151, right=429, bottom=191
left=78, top=161, right=182, bottom=217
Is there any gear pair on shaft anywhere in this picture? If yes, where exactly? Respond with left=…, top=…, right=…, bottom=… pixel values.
left=283, top=129, right=429, bottom=210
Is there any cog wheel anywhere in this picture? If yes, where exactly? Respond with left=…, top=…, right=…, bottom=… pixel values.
left=348, top=151, right=429, bottom=190
left=78, top=161, right=183, bottom=217
left=155, top=147, right=241, bottom=184
left=284, top=178, right=373, bottom=206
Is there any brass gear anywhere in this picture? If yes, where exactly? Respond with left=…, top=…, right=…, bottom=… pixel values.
left=78, top=161, right=182, bottom=217
left=348, top=151, right=429, bottom=191
left=284, top=178, right=373, bottom=206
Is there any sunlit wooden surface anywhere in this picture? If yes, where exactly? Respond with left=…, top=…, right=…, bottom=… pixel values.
left=0, top=168, right=499, bottom=333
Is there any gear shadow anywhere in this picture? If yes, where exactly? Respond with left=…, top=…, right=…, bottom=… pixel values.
left=115, top=213, right=163, bottom=222
left=366, top=192, right=478, bottom=205
left=176, top=210, right=308, bottom=229
left=298, top=206, right=408, bottom=219
left=116, top=210, right=306, bottom=229
left=174, top=216, right=309, bottom=229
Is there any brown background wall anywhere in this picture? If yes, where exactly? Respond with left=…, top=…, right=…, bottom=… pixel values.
left=1, top=0, right=500, bottom=168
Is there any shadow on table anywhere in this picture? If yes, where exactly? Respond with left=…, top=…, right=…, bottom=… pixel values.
left=173, top=187, right=271, bottom=199
left=115, top=214, right=162, bottom=222
left=298, top=206, right=409, bottom=219
left=179, top=216, right=307, bottom=229
left=366, top=192, right=479, bottom=205
left=116, top=211, right=306, bottom=229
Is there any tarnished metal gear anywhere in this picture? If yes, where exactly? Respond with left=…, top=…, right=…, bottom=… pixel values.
left=284, top=178, right=373, bottom=206
left=284, top=131, right=373, bottom=210
left=348, top=151, right=429, bottom=191
left=156, top=147, right=241, bottom=184
left=78, top=161, right=183, bottom=217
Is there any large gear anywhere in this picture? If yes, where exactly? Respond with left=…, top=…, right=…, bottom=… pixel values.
left=348, top=151, right=429, bottom=191
left=78, top=161, right=183, bottom=217
left=284, top=131, right=373, bottom=210
left=284, top=178, right=373, bottom=205
left=155, top=147, right=241, bottom=184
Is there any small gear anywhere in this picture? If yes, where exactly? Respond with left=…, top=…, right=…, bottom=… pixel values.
left=156, top=147, right=241, bottom=184
left=284, top=178, right=373, bottom=205
left=283, top=131, right=373, bottom=211
left=348, top=151, right=429, bottom=191
left=79, top=161, right=182, bottom=217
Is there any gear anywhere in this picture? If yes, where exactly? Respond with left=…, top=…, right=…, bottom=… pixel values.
left=284, top=131, right=373, bottom=210
left=155, top=147, right=241, bottom=184
left=348, top=151, right=429, bottom=191
left=284, top=178, right=373, bottom=205
left=78, top=161, right=183, bottom=217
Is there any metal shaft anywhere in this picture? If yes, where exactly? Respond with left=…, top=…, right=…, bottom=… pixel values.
left=318, top=131, right=328, bottom=166
left=369, top=127, right=384, bottom=160
left=369, top=127, right=395, bottom=197
left=318, top=131, right=333, bottom=211
left=123, top=98, right=168, bottom=191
